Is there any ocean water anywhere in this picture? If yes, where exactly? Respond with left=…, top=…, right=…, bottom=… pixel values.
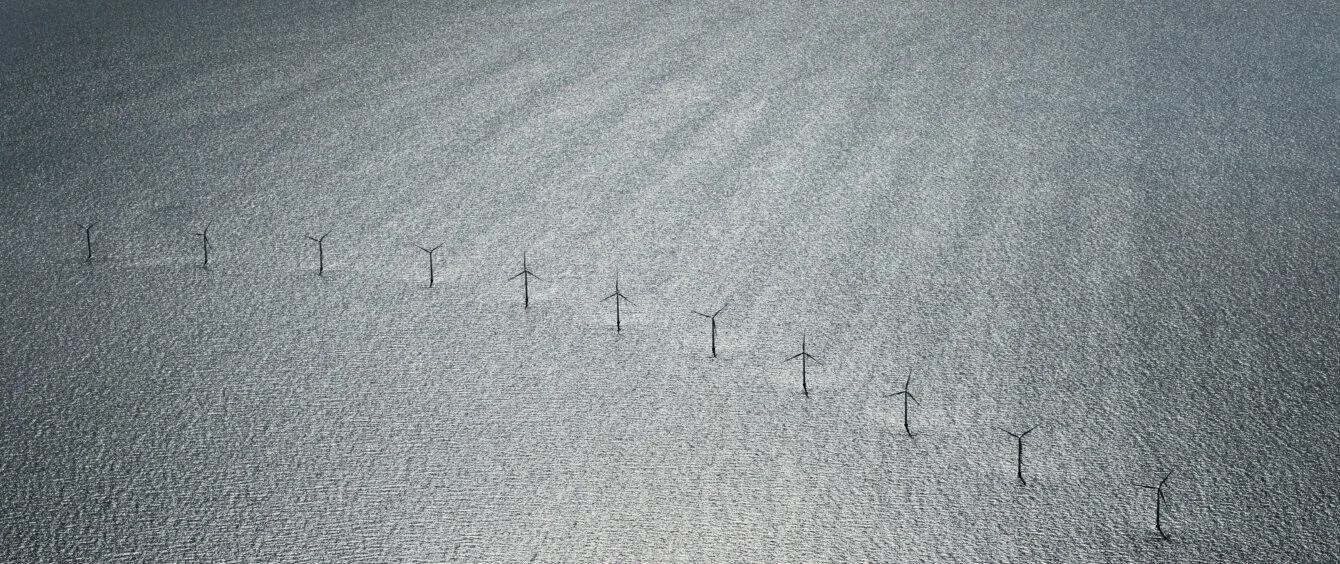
left=3, top=1, right=1338, bottom=560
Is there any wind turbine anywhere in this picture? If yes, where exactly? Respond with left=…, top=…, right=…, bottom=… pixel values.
left=416, top=243, right=443, bottom=288
left=1000, top=425, right=1039, bottom=485
left=76, top=222, right=96, bottom=263
left=194, top=225, right=212, bottom=270
left=692, top=304, right=727, bottom=357
left=508, top=251, right=541, bottom=308
left=1134, top=469, right=1174, bottom=540
left=785, top=334, right=822, bottom=397
left=884, top=371, right=919, bottom=437
left=306, top=231, right=330, bottom=276
left=601, top=269, right=633, bottom=331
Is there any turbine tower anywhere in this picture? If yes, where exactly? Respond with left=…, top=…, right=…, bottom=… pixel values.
left=884, top=371, right=920, bottom=437
left=1000, top=425, right=1039, bottom=485
left=194, top=225, right=212, bottom=270
left=1134, top=469, right=1174, bottom=540
left=508, top=251, right=541, bottom=308
left=601, top=269, right=633, bottom=332
left=77, top=222, right=96, bottom=263
left=306, top=231, right=330, bottom=276
left=416, top=243, right=443, bottom=288
left=692, top=304, right=728, bottom=357
left=785, top=334, right=822, bottom=397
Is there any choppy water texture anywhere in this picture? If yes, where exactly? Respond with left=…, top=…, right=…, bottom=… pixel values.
left=3, top=1, right=1339, bottom=561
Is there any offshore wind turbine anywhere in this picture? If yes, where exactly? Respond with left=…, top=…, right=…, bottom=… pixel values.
left=508, top=251, right=541, bottom=308
left=194, top=225, right=212, bottom=270
left=306, top=231, right=329, bottom=276
left=416, top=243, right=443, bottom=288
left=1000, top=425, right=1039, bottom=485
left=691, top=303, right=727, bottom=357
left=785, top=334, right=822, bottom=397
left=76, top=222, right=96, bottom=263
left=884, top=371, right=920, bottom=437
left=601, top=269, right=633, bottom=332
left=1134, top=469, right=1174, bottom=540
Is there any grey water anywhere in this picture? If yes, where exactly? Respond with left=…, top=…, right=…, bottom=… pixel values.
left=3, top=1, right=1339, bottom=560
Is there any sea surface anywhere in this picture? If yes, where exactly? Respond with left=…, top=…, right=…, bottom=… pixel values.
left=3, top=1, right=1338, bottom=560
